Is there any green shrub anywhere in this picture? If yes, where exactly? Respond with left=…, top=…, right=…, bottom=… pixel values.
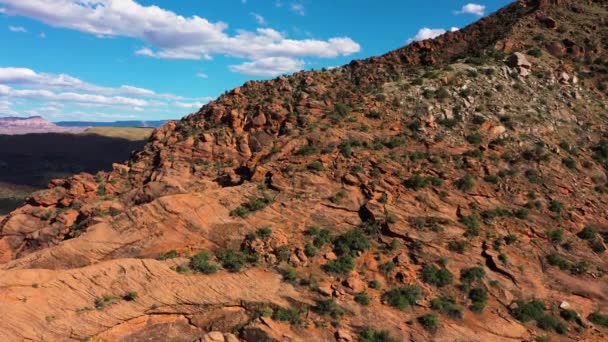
left=157, top=250, right=178, bottom=260
left=280, top=265, right=298, bottom=282
left=257, top=226, right=273, bottom=239
left=369, top=280, right=381, bottom=289
left=590, top=239, right=606, bottom=253
left=560, top=309, right=580, bottom=323
left=525, top=169, right=541, bottom=184
left=431, top=296, right=463, bottom=320
left=95, top=295, right=120, bottom=309
left=307, top=161, right=324, bottom=171
left=460, top=215, right=480, bottom=237
left=333, top=229, right=371, bottom=256
left=122, top=291, right=138, bottom=301
left=304, top=243, right=318, bottom=257
left=315, top=299, right=345, bottom=318
left=383, top=286, right=422, bottom=310
left=330, top=190, right=348, bottom=204
left=546, top=253, right=571, bottom=271
left=421, top=264, right=453, bottom=287
left=547, top=228, right=563, bottom=244
left=230, top=195, right=274, bottom=218
left=512, top=299, right=545, bottom=322
left=548, top=200, right=564, bottom=214
left=588, top=312, right=608, bottom=327
left=404, top=174, right=442, bottom=190
left=380, top=261, right=396, bottom=275
left=468, top=287, right=488, bottom=312
left=504, top=234, right=518, bottom=245
left=216, top=249, right=246, bottom=272
left=527, top=48, right=543, bottom=58
left=275, top=245, right=291, bottom=262
left=448, top=240, right=467, bottom=253
left=309, top=227, right=333, bottom=247
left=296, top=145, right=320, bottom=156
left=418, top=313, right=439, bottom=332
left=456, top=174, right=475, bottom=191
left=360, top=329, right=396, bottom=342
left=577, top=226, right=597, bottom=240
left=460, top=266, right=485, bottom=284
left=273, top=307, right=302, bottom=325
left=466, top=133, right=483, bottom=145
left=190, top=251, right=218, bottom=274
left=355, top=292, right=370, bottom=306
left=536, top=314, right=567, bottom=334
left=323, top=255, right=355, bottom=274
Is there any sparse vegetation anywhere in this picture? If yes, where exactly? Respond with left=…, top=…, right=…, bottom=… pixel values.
left=382, top=286, right=422, bottom=310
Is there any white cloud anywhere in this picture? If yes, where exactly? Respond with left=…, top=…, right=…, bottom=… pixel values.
left=407, top=28, right=446, bottom=43
left=250, top=12, right=266, bottom=25
left=174, top=101, right=205, bottom=109
left=0, top=67, right=182, bottom=99
left=0, top=7, right=5, bottom=13
left=455, top=3, right=485, bottom=16
left=196, top=72, right=208, bottom=79
left=229, top=57, right=304, bottom=76
left=0, top=66, right=213, bottom=120
left=290, top=3, right=305, bottom=16
left=0, top=0, right=360, bottom=76
left=8, top=25, right=26, bottom=32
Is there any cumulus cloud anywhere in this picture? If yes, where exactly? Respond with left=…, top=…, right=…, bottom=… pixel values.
left=0, top=67, right=182, bottom=99
left=0, top=0, right=360, bottom=76
left=407, top=27, right=459, bottom=43
left=196, top=72, right=208, bottom=79
left=250, top=12, right=266, bottom=25
left=0, top=66, right=213, bottom=119
left=229, top=57, right=304, bottom=76
left=8, top=25, right=26, bottom=32
left=290, top=3, right=305, bottom=16
left=455, top=3, right=486, bottom=16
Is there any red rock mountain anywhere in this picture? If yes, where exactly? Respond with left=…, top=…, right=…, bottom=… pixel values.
left=1, top=0, right=608, bottom=341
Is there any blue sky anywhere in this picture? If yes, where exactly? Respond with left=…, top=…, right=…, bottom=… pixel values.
left=0, top=0, right=511, bottom=121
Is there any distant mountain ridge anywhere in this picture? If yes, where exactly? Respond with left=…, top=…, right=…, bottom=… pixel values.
left=0, top=116, right=85, bottom=135
left=56, top=120, right=168, bottom=128
left=0, top=116, right=169, bottom=135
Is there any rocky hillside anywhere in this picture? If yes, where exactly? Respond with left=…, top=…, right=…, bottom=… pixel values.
left=1, top=0, right=608, bottom=341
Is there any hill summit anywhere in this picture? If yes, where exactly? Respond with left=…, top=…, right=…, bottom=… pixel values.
left=1, top=0, right=608, bottom=340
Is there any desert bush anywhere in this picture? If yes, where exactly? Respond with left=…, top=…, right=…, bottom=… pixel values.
left=383, top=286, right=422, bottom=310
left=190, top=251, right=218, bottom=274
left=315, top=299, right=345, bottom=318
left=421, top=264, right=453, bottom=287
left=355, top=292, right=371, bottom=306
left=216, top=249, right=246, bottom=272
left=418, top=313, right=439, bottom=332
left=588, top=312, right=608, bottom=328
left=456, top=174, right=475, bottom=191
left=273, top=307, right=302, bottom=325
left=333, top=229, right=371, bottom=256
left=431, top=296, right=463, bottom=320
left=323, top=255, right=355, bottom=274
left=512, top=299, right=545, bottom=322
left=359, top=329, right=396, bottom=342
left=460, top=266, right=485, bottom=284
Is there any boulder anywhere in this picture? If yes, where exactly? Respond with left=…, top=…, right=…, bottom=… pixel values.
left=507, top=52, right=532, bottom=77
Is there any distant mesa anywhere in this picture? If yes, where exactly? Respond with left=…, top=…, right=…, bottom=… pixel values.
left=0, top=116, right=169, bottom=135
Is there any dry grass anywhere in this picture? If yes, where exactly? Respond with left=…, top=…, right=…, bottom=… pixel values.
left=83, top=127, right=154, bottom=141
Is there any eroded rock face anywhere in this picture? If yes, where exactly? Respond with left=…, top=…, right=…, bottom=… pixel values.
left=1, top=0, right=608, bottom=341
left=507, top=52, right=533, bottom=77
